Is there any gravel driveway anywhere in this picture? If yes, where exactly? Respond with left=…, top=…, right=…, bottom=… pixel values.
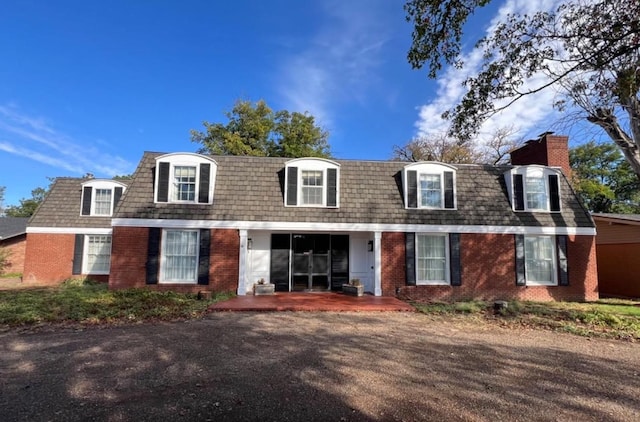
left=1, top=312, right=638, bottom=421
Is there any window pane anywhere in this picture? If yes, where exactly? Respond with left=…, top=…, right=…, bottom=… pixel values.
left=163, top=230, right=198, bottom=282
left=526, top=177, right=547, bottom=210
left=94, top=189, right=112, bottom=215
left=417, top=235, right=446, bottom=283
left=419, top=174, right=442, bottom=207
left=525, top=236, right=555, bottom=283
left=301, top=170, right=323, bottom=205
left=173, top=166, right=196, bottom=201
left=86, top=235, right=111, bottom=273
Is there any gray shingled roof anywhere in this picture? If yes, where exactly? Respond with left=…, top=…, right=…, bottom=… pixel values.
left=0, top=217, right=28, bottom=240
left=113, top=152, right=594, bottom=228
left=29, top=178, right=129, bottom=228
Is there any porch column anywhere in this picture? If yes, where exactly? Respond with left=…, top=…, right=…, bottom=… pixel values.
left=238, top=229, right=248, bottom=295
left=374, top=231, right=382, bottom=296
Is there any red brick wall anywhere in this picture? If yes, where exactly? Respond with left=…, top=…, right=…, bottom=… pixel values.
left=109, top=227, right=239, bottom=293
left=595, top=243, right=640, bottom=298
left=510, top=134, right=571, bottom=178
left=390, top=233, right=598, bottom=302
left=381, top=232, right=406, bottom=296
left=1, top=234, right=26, bottom=275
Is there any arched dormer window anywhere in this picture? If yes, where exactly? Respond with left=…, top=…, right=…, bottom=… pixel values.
left=403, top=162, right=457, bottom=210
left=284, top=158, right=340, bottom=208
left=154, top=153, right=217, bottom=204
left=80, top=180, right=127, bottom=217
left=505, top=166, right=561, bottom=212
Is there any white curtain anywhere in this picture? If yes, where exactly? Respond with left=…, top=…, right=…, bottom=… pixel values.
left=164, top=231, right=198, bottom=281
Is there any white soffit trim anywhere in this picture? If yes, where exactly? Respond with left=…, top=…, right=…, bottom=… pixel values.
left=111, top=218, right=596, bottom=236
left=27, top=227, right=113, bottom=235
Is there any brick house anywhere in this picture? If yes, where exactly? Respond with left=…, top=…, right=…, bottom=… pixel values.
left=592, top=213, right=640, bottom=298
left=0, top=217, right=28, bottom=275
left=24, top=133, right=598, bottom=301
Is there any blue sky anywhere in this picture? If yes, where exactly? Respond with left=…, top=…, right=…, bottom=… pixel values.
left=0, top=0, right=600, bottom=206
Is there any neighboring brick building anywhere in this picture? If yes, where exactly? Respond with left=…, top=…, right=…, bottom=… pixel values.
left=25, top=133, right=599, bottom=301
left=0, top=217, right=28, bottom=275
left=592, top=213, right=640, bottom=298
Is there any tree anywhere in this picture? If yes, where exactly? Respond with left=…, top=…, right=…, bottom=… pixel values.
left=191, top=99, right=331, bottom=158
left=405, top=0, right=640, bottom=177
left=0, top=186, right=5, bottom=215
left=5, top=186, right=48, bottom=218
left=570, top=141, right=640, bottom=213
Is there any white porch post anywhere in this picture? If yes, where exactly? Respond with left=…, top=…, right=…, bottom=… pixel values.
left=238, top=229, right=248, bottom=295
left=374, top=231, right=382, bottom=296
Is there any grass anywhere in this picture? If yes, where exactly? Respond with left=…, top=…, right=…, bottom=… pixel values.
left=0, top=278, right=234, bottom=327
left=0, top=272, right=22, bottom=278
left=414, top=299, right=640, bottom=341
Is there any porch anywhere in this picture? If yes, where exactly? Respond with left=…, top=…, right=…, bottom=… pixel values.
left=208, top=292, right=415, bottom=312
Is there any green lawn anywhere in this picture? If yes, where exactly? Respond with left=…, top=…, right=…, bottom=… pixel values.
left=414, top=299, right=640, bottom=341
left=0, top=279, right=233, bottom=326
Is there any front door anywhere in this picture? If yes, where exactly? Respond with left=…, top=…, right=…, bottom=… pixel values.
left=292, top=234, right=330, bottom=291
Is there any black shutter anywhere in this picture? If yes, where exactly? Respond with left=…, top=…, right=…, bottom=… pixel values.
left=286, top=166, right=298, bottom=206
left=330, top=235, right=349, bottom=290
left=405, top=233, right=416, bottom=285
left=113, top=187, right=123, bottom=214
left=515, top=234, right=526, bottom=286
left=146, top=228, right=161, bottom=284
left=157, top=162, right=170, bottom=202
left=444, top=171, right=455, bottom=209
left=513, top=174, right=525, bottom=211
left=270, top=234, right=291, bottom=292
left=407, top=170, right=418, bottom=208
left=198, top=229, right=211, bottom=285
left=557, top=235, right=569, bottom=286
left=549, top=174, right=560, bottom=211
left=327, top=168, right=337, bottom=207
left=72, top=234, right=84, bottom=275
left=81, top=187, right=92, bottom=215
left=449, top=233, right=462, bottom=286
left=198, top=163, right=210, bottom=204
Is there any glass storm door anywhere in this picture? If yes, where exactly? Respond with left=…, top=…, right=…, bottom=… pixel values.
left=292, top=234, right=330, bottom=291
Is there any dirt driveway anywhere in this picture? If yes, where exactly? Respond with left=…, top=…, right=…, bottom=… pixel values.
left=1, top=312, right=638, bottom=421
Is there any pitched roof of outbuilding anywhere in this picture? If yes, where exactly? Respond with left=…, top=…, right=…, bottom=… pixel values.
left=113, top=152, right=593, bottom=228
left=0, top=217, right=28, bottom=240
left=592, top=213, right=640, bottom=225
left=29, top=178, right=129, bottom=228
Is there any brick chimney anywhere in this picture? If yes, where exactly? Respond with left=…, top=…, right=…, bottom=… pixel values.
left=510, top=132, right=571, bottom=177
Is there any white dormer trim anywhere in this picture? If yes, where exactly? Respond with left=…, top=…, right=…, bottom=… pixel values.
left=80, top=179, right=127, bottom=217
left=154, top=153, right=217, bottom=205
left=402, top=162, right=457, bottom=210
left=504, top=165, right=562, bottom=212
left=284, top=158, right=340, bottom=208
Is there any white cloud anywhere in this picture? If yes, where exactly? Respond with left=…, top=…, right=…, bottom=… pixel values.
left=0, top=105, right=133, bottom=177
left=275, top=0, right=391, bottom=127
left=415, top=0, right=566, bottom=143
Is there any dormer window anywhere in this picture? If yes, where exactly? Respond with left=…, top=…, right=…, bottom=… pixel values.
left=403, top=162, right=456, bottom=210
left=155, top=153, right=217, bottom=204
left=285, top=158, right=340, bottom=208
left=505, top=166, right=561, bottom=212
left=80, top=180, right=126, bottom=217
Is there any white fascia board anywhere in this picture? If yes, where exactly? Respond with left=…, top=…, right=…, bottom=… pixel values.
left=27, top=227, right=113, bottom=235
left=111, top=218, right=596, bottom=236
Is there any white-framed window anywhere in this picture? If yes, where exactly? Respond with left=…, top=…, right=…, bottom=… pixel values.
left=505, top=166, right=561, bottom=212
left=80, top=180, right=126, bottom=217
left=416, top=234, right=449, bottom=285
left=301, top=170, right=324, bottom=205
left=524, top=235, right=557, bottom=285
left=403, top=162, right=457, bottom=210
left=83, top=235, right=112, bottom=274
left=155, top=153, right=217, bottom=205
left=284, top=158, right=340, bottom=208
left=161, top=230, right=199, bottom=283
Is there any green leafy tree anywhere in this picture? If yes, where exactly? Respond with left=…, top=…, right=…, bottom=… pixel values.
left=191, top=99, right=331, bottom=158
left=5, top=186, right=48, bottom=218
left=570, top=141, right=640, bottom=213
left=405, top=0, right=640, bottom=177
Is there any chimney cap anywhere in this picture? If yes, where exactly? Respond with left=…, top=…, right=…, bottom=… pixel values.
left=537, top=131, right=554, bottom=139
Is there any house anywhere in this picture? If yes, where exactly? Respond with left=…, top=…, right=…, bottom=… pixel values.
left=592, top=213, right=640, bottom=298
left=24, top=178, right=128, bottom=284
left=0, top=217, right=28, bottom=275
left=24, top=133, right=598, bottom=301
